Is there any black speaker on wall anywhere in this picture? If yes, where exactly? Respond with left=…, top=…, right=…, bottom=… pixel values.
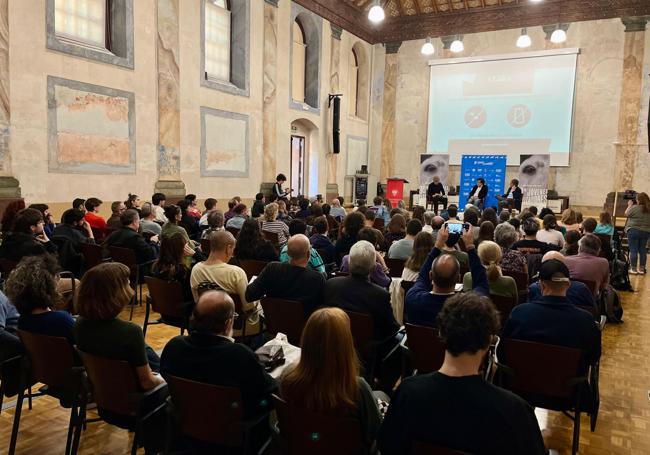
left=329, top=94, right=342, bottom=154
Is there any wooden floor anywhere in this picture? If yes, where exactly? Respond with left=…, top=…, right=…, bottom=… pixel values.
left=1, top=276, right=650, bottom=454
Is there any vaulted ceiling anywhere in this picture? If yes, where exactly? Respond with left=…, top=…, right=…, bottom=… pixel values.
left=293, top=0, right=650, bottom=44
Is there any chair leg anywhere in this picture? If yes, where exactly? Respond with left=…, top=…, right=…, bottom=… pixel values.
left=129, top=294, right=136, bottom=321
left=71, top=396, right=87, bottom=455
left=8, top=388, right=25, bottom=455
left=572, top=411, right=581, bottom=455
left=131, top=425, right=140, bottom=455
left=143, top=298, right=151, bottom=338
left=0, top=380, right=4, bottom=414
left=65, top=404, right=77, bottom=455
left=27, top=386, right=32, bottom=410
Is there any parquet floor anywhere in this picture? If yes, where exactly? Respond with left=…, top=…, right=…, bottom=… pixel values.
left=1, top=275, right=649, bottom=454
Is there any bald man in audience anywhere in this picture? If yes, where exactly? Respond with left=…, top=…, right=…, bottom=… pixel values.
left=405, top=224, right=489, bottom=327
left=190, top=231, right=261, bottom=336
left=246, top=234, right=325, bottom=316
left=161, top=290, right=276, bottom=452
left=528, top=251, right=597, bottom=308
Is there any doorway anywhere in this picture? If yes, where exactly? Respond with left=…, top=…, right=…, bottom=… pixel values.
left=290, top=135, right=306, bottom=197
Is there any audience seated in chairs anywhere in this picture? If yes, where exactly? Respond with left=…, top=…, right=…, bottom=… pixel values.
left=513, top=217, right=561, bottom=255
left=402, top=232, right=435, bottom=282
left=379, top=292, right=546, bottom=455
left=0, top=290, right=21, bottom=394
left=564, top=234, right=610, bottom=295
left=0, top=200, right=26, bottom=236
left=279, top=307, right=383, bottom=455
left=124, top=193, right=142, bottom=212
left=75, top=262, right=164, bottom=422
left=335, top=212, right=366, bottom=260
left=190, top=231, right=261, bottom=337
left=462, top=207, right=481, bottom=242
left=53, top=209, right=95, bottom=250
left=562, top=230, right=581, bottom=256
left=183, top=194, right=202, bottom=219
left=139, top=203, right=162, bottom=236
left=225, top=203, right=249, bottom=230
left=388, top=219, right=422, bottom=260
left=294, top=198, right=310, bottom=219
left=309, top=216, right=336, bottom=264
left=198, top=198, right=218, bottom=227
left=106, top=200, right=126, bottom=231
left=383, top=214, right=407, bottom=250
left=105, top=209, right=159, bottom=265
left=83, top=197, right=107, bottom=239
left=151, top=233, right=202, bottom=303
left=246, top=234, right=325, bottom=317
left=479, top=207, right=499, bottom=228
left=582, top=217, right=613, bottom=261
left=363, top=211, right=386, bottom=248
left=463, top=241, right=518, bottom=301
left=0, top=208, right=58, bottom=263
left=5, top=255, right=75, bottom=344
left=234, top=218, right=279, bottom=263
left=558, top=208, right=581, bottom=233
left=329, top=197, right=347, bottom=220
left=250, top=193, right=265, bottom=219
left=476, top=220, right=495, bottom=246
left=161, top=290, right=276, bottom=453
left=177, top=199, right=200, bottom=240
left=494, top=223, right=528, bottom=277
left=161, top=204, right=190, bottom=242
left=28, top=204, right=55, bottom=238
left=340, top=228, right=391, bottom=288
left=280, top=219, right=325, bottom=274
left=594, top=211, right=615, bottom=237
left=500, top=258, right=601, bottom=375
left=528, top=252, right=597, bottom=309
left=305, top=204, right=323, bottom=227
left=200, top=210, right=225, bottom=240
left=421, top=211, right=435, bottom=235
left=151, top=192, right=167, bottom=224
left=537, top=214, right=566, bottom=249
left=405, top=225, right=488, bottom=328
left=261, top=202, right=290, bottom=246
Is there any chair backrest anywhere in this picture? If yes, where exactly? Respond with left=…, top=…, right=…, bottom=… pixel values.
left=144, top=276, right=187, bottom=318
left=262, top=230, right=279, bottom=246
left=573, top=278, right=599, bottom=296
left=261, top=297, right=305, bottom=345
left=499, top=339, right=583, bottom=400
left=78, top=350, right=139, bottom=415
left=226, top=227, right=240, bottom=238
left=457, top=266, right=469, bottom=284
left=405, top=324, right=445, bottom=374
left=91, top=227, right=105, bottom=243
left=200, top=238, right=211, bottom=256
left=108, top=245, right=137, bottom=269
left=503, top=270, right=529, bottom=293
left=273, top=394, right=363, bottom=455
left=401, top=280, right=415, bottom=294
left=411, top=441, right=472, bottom=455
left=166, top=374, right=247, bottom=447
left=228, top=293, right=245, bottom=331
left=239, top=259, right=268, bottom=281
left=80, top=243, right=104, bottom=270
left=385, top=258, right=406, bottom=278
left=17, top=330, right=76, bottom=388
left=344, top=310, right=374, bottom=361
left=489, top=294, right=518, bottom=328
left=373, top=218, right=385, bottom=231
left=0, top=258, right=18, bottom=277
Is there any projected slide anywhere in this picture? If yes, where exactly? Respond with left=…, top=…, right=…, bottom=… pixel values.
left=426, top=49, right=579, bottom=166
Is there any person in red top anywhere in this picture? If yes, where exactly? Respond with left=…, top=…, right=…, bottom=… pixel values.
left=84, top=198, right=107, bottom=239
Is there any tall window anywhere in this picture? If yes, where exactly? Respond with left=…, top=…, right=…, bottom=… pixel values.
left=54, top=0, right=107, bottom=49
left=349, top=48, right=359, bottom=117
left=205, top=0, right=231, bottom=83
left=292, top=21, right=306, bottom=103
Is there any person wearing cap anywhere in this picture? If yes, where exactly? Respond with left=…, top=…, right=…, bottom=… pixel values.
left=500, top=259, right=601, bottom=372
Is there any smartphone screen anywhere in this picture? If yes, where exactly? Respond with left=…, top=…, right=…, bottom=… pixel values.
left=447, top=223, right=463, bottom=234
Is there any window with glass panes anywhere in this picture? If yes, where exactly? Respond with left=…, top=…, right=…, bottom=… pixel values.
left=54, top=0, right=107, bottom=49
left=204, top=0, right=231, bottom=83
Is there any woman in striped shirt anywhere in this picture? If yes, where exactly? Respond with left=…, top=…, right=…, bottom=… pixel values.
left=261, top=203, right=290, bottom=245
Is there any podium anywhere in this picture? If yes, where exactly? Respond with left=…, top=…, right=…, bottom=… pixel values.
left=387, top=178, right=409, bottom=208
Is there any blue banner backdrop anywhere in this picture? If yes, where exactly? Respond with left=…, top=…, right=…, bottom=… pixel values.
left=459, top=155, right=507, bottom=211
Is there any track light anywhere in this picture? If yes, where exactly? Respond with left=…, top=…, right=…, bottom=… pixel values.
left=368, top=1, right=385, bottom=24
left=421, top=37, right=435, bottom=56
left=450, top=36, right=464, bottom=53
left=516, top=28, right=532, bottom=48
left=550, top=28, right=567, bottom=44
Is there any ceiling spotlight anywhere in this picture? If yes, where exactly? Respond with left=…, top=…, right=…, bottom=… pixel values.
left=368, top=1, right=385, bottom=24
left=450, top=36, right=464, bottom=53
left=530, top=0, right=544, bottom=3
left=550, top=27, right=567, bottom=44
left=421, top=37, right=435, bottom=56
left=516, top=28, right=532, bottom=48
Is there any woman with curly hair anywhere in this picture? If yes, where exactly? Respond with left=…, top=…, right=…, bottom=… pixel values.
left=151, top=233, right=201, bottom=301
left=5, top=255, right=75, bottom=343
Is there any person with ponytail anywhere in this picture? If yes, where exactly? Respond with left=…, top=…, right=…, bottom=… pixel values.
left=462, top=240, right=518, bottom=300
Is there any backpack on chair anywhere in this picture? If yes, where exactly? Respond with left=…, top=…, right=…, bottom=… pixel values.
left=599, top=284, right=623, bottom=323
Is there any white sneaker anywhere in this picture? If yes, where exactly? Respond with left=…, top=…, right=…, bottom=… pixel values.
left=630, top=268, right=638, bottom=275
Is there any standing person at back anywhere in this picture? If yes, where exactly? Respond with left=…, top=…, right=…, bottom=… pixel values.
left=379, top=293, right=546, bottom=455
left=625, top=192, right=650, bottom=275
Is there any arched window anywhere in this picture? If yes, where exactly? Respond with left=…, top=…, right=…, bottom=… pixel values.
left=349, top=48, right=359, bottom=117
left=292, top=20, right=307, bottom=103
left=205, top=0, right=231, bottom=83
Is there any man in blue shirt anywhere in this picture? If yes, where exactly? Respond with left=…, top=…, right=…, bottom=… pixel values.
left=405, top=224, right=489, bottom=327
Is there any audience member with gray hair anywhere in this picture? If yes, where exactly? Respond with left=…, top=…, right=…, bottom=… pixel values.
left=422, top=211, right=436, bottom=234
left=245, top=234, right=326, bottom=316
left=494, top=222, right=527, bottom=276
left=564, top=233, right=610, bottom=295
left=201, top=210, right=225, bottom=239
left=339, top=230, right=391, bottom=288
left=139, top=202, right=162, bottom=236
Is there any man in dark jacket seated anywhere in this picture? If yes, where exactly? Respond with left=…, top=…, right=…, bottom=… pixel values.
left=378, top=292, right=546, bottom=455
left=0, top=208, right=58, bottom=263
left=105, top=209, right=159, bottom=264
left=53, top=209, right=96, bottom=249
left=405, top=224, right=488, bottom=327
left=160, top=290, right=276, bottom=453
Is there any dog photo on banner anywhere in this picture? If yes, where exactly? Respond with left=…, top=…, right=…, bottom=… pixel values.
left=520, top=154, right=550, bottom=211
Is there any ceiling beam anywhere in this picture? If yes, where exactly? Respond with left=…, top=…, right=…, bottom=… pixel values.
left=292, top=0, right=377, bottom=43
left=376, top=0, right=650, bottom=43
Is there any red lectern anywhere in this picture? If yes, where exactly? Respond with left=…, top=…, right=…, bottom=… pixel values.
left=387, top=178, right=409, bottom=208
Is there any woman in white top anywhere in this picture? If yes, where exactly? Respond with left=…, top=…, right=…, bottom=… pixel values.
left=536, top=214, right=565, bottom=248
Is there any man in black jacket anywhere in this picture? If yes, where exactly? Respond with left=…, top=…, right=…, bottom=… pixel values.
left=0, top=208, right=58, bottom=263
left=53, top=209, right=95, bottom=250
left=105, top=209, right=158, bottom=264
left=497, top=178, right=523, bottom=211
left=161, top=290, right=276, bottom=452
left=467, top=177, right=488, bottom=208
left=246, top=234, right=325, bottom=316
